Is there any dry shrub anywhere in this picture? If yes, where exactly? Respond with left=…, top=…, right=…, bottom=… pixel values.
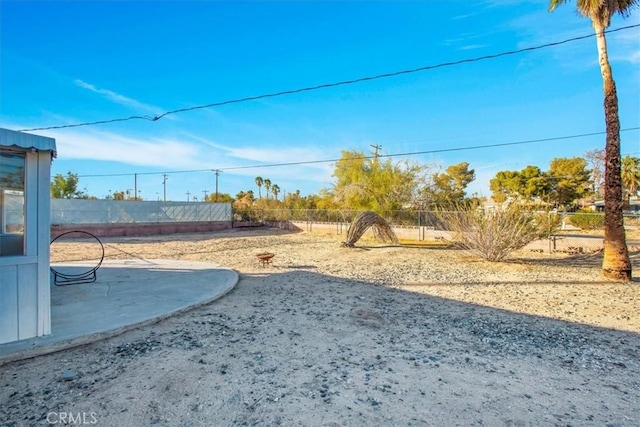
left=437, top=206, right=548, bottom=261
left=342, top=211, right=399, bottom=247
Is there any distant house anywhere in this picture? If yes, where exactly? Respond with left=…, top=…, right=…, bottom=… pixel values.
left=591, top=197, right=640, bottom=214
left=0, top=128, right=56, bottom=344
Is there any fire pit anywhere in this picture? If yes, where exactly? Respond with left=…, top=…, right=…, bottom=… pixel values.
left=256, top=252, right=275, bottom=267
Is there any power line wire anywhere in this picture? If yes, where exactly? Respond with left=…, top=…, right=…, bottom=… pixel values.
left=19, top=24, right=639, bottom=133
left=77, top=126, right=640, bottom=178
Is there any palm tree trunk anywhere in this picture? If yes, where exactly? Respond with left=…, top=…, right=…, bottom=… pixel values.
left=595, top=22, right=632, bottom=280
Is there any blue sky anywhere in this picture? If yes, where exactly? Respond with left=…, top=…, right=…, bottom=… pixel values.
left=1, top=0, right=639, bottom=202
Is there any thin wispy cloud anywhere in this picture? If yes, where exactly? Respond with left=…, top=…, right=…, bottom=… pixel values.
left=194, top=134, right=328, bottom=169
left=503, top=7, right=640, bottom=67
left=182, top=133, right=336, bottom=187
left=609, top=17, right=640, bottom=64
left=40, top=124, right=332, bottom=178
left=441, top=28, right=506, bottom=50
left=498, top=9, right=602, bottom=72
left=40, top=127, right=208, bottom=169
left=443, top=32, right=485, bottom=46
left=227, top=146, right=326, bottom=165
left=451, top=13, right=477, bottom=20
left=459, top=44, right=488, bottom=51
left=6, top=117, right=334, bottom=194
left=74, top=79, right=164, bottom=116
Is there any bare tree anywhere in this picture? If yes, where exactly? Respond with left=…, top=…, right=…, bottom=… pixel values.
left=585, top=149, right=605, bottom=199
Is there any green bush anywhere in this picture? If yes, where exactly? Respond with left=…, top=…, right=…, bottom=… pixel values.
left=568, top=211, right=604, bottom=230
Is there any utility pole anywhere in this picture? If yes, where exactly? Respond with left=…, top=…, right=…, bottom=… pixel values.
left=371, top=144, right=382, bottom=173
left=370, top=144, right=382, bottom=159
left=186, top=191, right=191, bottom=202
left=134, top=173, right=138, bottom=201
left=162, top=174, right=168, bottom=202
left=203, top=190, right=209, bottom=201
left=214, top=169, right=222, bottom=202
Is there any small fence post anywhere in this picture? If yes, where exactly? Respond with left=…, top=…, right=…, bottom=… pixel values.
left=548, top=210, right=552, bottom=255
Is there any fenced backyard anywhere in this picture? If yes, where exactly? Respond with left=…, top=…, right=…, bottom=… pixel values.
left=47, top=201, right=640, bottom=254
left=244, top=208, right=640, bottom=255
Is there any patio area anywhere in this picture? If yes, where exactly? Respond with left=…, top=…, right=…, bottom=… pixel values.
left=0, top=259, right=238, bottom=364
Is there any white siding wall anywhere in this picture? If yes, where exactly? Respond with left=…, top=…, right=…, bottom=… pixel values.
left=36, top=151, right=51, bottom=337
left=0, top=142, right=53, bottom=344
left=0, top=262, right=38, bottom=343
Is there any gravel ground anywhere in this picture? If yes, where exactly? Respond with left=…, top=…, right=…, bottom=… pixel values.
left=1, top=227, right=639, bottom=426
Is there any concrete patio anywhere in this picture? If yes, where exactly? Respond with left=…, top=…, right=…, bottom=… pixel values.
left=0, top=259, right=238, bottom=364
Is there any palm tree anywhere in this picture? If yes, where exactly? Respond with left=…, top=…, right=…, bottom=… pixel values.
left=255, top=176, right=263, bottom=199
left=549, top=0, right=637, bottom=281
left=272, top=184, right=280, bottom=201
left=621, top=155, right=640, bottom=200
left=263, top=179, right=271, bottom=200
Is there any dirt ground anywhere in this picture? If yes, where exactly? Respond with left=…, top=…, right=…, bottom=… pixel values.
left=1, top=227, right=639, bottom=426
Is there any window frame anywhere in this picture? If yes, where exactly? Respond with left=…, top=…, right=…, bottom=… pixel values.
left=0, top=151, right=26, bottom=257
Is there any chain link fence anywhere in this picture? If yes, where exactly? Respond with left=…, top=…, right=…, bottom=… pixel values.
left=51, top=199, right=232, bottom=224
left=47, top=202, right=639, bottom=254
left=245, top=208, right=640, bottom=254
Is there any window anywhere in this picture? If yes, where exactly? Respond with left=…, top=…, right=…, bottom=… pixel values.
left=0, top=152, right=25, bottom=256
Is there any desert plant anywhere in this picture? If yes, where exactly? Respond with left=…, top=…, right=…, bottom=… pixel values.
left=437, top=206, right=548, bottom=261
left=342, top=211, right=399, bottom=247
left=569, top=211, right=605, bottom=230
left=532, top=210, right=562, bottom=237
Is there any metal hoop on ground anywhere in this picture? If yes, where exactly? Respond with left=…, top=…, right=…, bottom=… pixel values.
left=50, top=231, right=105, bottom=286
